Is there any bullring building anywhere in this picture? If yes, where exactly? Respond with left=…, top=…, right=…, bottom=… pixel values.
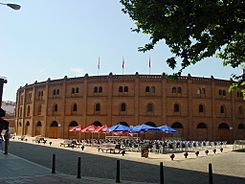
left=15, top=73, right=245, bottom=141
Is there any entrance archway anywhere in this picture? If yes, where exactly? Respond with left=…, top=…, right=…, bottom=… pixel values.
left=172, top=122, right=184, bottom=138
left=118, top=122, right=129, bottom=127
left=68, top=121, right=78, bottom=139
left=218, top=123, right=229, bottom=141
left=144, top=122, right=157, bottom=127
left=24, top=121, right=30, bottom=135
left=92, top=121, right=102, bottom=126
left=237, top=123, right=245, bottom=140
left=35, top=121, right=42, bottom=136
left=49, top=121, right=58, bottom=138
left=196, top=122, right=208, bottom=140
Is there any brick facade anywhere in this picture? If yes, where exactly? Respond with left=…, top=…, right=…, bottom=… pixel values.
left=15, top=73, right=245, bottom=141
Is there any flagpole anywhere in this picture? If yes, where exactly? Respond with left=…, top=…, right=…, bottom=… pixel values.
left=97, top=56, right=100, bottom=75
left=122, top=56, right=125, bottom=75
left=148, top=56, right=151, bottom=75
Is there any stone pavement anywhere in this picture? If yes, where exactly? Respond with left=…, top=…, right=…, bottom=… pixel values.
left=0, top=152, right=155, bottom=184
left=2, top=137, right=245, bottom=184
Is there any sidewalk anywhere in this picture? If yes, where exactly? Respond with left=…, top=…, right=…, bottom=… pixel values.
left=0, top=152, right=155, bottom=184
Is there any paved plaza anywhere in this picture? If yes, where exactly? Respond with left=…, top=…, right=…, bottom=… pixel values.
left=0, top=137, right=244, bottom=183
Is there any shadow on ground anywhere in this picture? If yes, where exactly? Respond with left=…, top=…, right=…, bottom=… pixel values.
left=9, top=142, right=244, bottom=184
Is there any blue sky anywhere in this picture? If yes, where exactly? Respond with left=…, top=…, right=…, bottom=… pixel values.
left=0, top=0, right=242, bottom=101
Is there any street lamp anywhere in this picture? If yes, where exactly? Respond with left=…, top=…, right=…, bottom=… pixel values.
left=0, top=2, right=21, bottom=10
left=0, top=77, right=7, bottom=108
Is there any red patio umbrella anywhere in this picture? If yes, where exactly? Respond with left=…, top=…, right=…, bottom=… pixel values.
left=69, top=125, right=84, bottom=132
left=94, top=125, right=108, bottom=133
left=81, top=125, right=97, bottom=132
left=81, top=125, right=98, bottom=139
left=69, top=125, right=84, bottom=140
left=94, top=125, right=108, bottom=139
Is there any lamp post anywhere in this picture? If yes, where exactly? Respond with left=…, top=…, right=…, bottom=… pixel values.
left=0, top=2, right=21, bottom=10
left=0, top=77, right=7, bottom=108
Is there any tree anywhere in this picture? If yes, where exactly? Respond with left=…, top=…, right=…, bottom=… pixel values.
left=120, top=0, right=245, bottom=98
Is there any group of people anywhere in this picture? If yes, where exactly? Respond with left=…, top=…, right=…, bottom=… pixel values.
left=0, top=108, right=9, bottom=154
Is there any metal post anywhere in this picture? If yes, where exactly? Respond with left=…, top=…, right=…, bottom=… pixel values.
left=160, top=162, right=164, bottom=184
left=77, top=157, right=81, bottom=179
left=116, top=160, right=120, bottom=183
left=209, top=163, right=213, bottom=184
left=52, top=154, right=56, bottom=174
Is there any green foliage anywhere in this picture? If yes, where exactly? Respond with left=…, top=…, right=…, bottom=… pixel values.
left=121, top=0, right=245, bottom=97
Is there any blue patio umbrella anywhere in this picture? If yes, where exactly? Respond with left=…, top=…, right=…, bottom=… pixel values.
left=158, top=125, right=177, bottom=133
left=107, top=124, right=130, bottom=132
left=131, top=124, right=161, bottom=133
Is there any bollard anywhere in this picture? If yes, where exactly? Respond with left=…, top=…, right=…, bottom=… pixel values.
left=160, top=162, right=164, bottom=184
left=77, top=157, right=81, bottom=179
left=209, top=163, right=213, bottom=184
left=116, top=160, right=120, bottom=183
left=52, top=154, right=56, bottom=174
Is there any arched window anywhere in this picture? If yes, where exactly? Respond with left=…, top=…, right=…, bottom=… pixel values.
left=76, top=88, right=79, bottom=93
left=56, top=89, right=60, bottom=95
left=19, top=122, right=22, bottom=127
left=172, top=87, right=177, bottom=93
left=218, top=123, right=229, bottom=129
left=26, top=121, right=30, bottom=126
left=172, top=122, right=183, bottom=129
left=72, top=104, right=77, bottom=112
left=219, top=89, right=222, bottom=95
left=150, top=86, right=155, bottom=93
left=94, top=87, right=98, bottom=93
left=54, top=104, right=58, bottom=112
left=119, top=86, right=123, bottom=92
left=50, top=121, right=58, bottom=127
left=36, top=121, right=42, bottom=127
left=222, top=90, right=226, bottom=96
left=72, top=88, right=75, bottom=94
left=147, top=103, right=154, bottom=112
left=197, top=88, right=201, bottom=94
left=99, top=86, right=103, bottom=93
left=145, top=86, right=150, bottom=92
left=69, top=121, right=78, bottom=127
left=120, top=103, right=126, bottom=112
left=177, top=87, right=182, bottom=93
left=27, top=106, right=30, bottom=116
left=238, top=123, right=245, bottom=129
left=124, top=86, right=128, bottom=92
left=199, top=104, right=204, bottom=112
left=53, top=89, right=56, bottom=95
left=239, top=106, right=244, bottom=115
left=220, top=105, right=225, bottom=113
left=201, top=88, right=206, bottom=94
left=95, top=103, right=101, bottom=111
left=174, top=103, right=180, bottom=112
left=19, top=107, right=22, bottom=117
left=197, top=122, right=207, bottom=129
